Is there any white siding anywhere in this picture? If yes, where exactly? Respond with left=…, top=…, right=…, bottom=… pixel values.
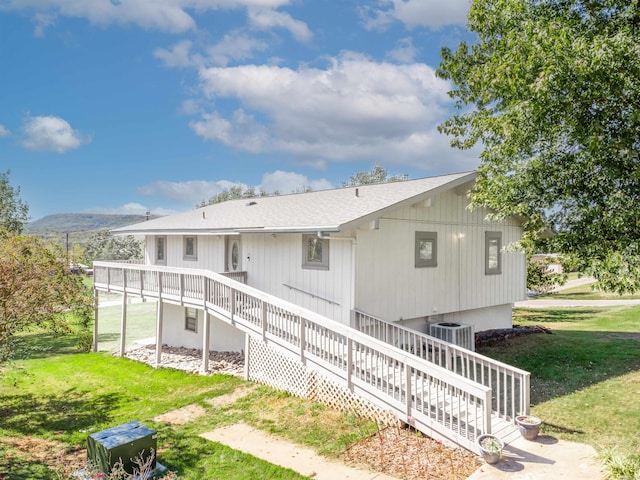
left=241, top=233, right=355, bottom=325
left=162, top=303, right=245, bottom=351
left=355, top=190, right=525, bottom=327
left=145, top=235, right=226, bottom=271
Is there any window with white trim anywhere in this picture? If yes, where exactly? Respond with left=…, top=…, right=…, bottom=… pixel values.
left=415, top=231, right=437, bottom=268
left=155, top=236, right=167, bottom=265
left=185, top=307, right=197, bottom=333
left=485, top=231, right=502, bottom=275
left=183, top=236, right=197, bottom=261
left=302, top=234, right=329, bottom=270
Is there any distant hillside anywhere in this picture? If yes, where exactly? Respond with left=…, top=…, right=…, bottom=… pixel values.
left=25, top=213, right=158, bottom=246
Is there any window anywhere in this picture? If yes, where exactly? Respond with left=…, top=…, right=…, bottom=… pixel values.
left=185, top=307, right=197, bottom=332
left=415, top=231, right=438, bottom=268
left=302, top=234, right=329, bottom=270
left=231, top=241, right=239, bottom=270
left=485, top=231, right=502, bottom=275
left=183, top=236, right=197, bottom=261
left=155, top=236, right=166, bottom=265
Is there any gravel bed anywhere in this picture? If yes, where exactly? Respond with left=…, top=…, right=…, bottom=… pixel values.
left=120, top=344, right=244, bottom=377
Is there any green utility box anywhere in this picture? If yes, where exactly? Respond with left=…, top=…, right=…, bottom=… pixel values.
left=87, top=421, right=157, bottom=474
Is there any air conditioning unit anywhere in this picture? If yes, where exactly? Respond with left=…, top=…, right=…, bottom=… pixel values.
left=87, top=421, right=157, bottom=475
left=429, top=322, right=475, bottom=351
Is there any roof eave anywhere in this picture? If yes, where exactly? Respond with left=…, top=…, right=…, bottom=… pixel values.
left=338, top=171, right=478, bottom=232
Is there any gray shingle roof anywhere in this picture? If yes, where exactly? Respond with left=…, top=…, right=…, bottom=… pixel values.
left=113, top=171, right=477, bottom=235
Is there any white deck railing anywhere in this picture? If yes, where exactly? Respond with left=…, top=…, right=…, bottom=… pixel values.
left=93, top=262, right=493, bottom=453
left=353, top=310, right=530, bottom=421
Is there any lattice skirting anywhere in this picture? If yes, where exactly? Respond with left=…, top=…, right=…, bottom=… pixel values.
left=246, top=337, right=399, bottom=427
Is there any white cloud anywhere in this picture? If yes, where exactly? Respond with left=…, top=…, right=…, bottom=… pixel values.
left=154, top=40, right=201, bottom=68
left=179, top=99, right=202, bottom=115
left=33, top=12, right=57, bottom=37
left=0, top=125, right=9, bottom=137
left=206, top=31, right=269, bottom=66
left=386, top=37, right=418, bottom=63
left=190, top=52, right=479, bottom=172
left=259, top=170, right=333, bottom=193
left=135, top=172, right=333, bottom=207
left=137, top=179, right=237, bottom=205
left=1, top=0, right=292, bottom=34
left=362, top=0, right=469, bottom=30
left=20, top=115, right=89, bottom=153
left=86, top=203, right=179, bottom=216
left=248, top=8, right=312, bottom=43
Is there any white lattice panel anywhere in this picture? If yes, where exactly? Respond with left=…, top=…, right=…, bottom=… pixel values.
left=246, top=337, right=309, bottom=398
left=246, top=337, right=399, bottom=427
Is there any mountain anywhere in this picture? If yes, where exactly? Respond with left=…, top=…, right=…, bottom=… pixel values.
left=24, top=213, right=157, bottom=246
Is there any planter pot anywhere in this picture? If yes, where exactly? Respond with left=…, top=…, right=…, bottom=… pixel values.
left=477, top=434, right=503, bottom=464
left=515, top=415, right=542, bottom=440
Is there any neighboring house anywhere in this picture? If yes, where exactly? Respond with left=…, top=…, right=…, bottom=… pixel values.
left=530, top=253, right=564, bottom=274
left=111, top=170, right=526, bottom=352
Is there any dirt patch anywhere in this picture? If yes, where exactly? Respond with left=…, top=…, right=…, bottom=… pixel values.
left=154, top=403, right=207, bottom=425
left=206, top=384, right=258, bottom=408
left=475, top=324, right=553, bottom=347
left=342, top=426, right=480, bottom=480
left=153, top=385, right=258, bottom=425
left=0, top=435, right=85, bottom=475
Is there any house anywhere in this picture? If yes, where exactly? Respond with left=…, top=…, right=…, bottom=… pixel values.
left=95, top=170, right=530, bottom=453
left=109, top=170, right=526, bottom=353
left=530, top=253, right=564, bottom=274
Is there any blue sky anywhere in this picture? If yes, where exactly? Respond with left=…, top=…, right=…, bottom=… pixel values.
left=0, top=0, right=479, bottom=221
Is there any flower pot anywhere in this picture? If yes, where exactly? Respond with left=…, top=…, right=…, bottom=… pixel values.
left=515, top=415, right=542, bottom=440
left=477, top=434, right=503, bottom=464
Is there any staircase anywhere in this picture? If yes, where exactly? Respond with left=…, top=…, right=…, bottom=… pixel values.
left=93, top=262, right=527, bottom=453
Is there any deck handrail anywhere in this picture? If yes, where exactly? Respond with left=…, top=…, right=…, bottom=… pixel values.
left=93, top=261, right=492, bottom=453
left=353, top=310, right=530, bottom=421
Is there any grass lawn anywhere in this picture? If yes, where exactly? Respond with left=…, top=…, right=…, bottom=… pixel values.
left=95, top=298, right=158, bottom=352
left=478, top=305, right=640, bottom=458
left=3, top=295, right=639, bottom=478
left=535, top=280, right=640, bottom=300
left=0, top=331, right=377, bottom=479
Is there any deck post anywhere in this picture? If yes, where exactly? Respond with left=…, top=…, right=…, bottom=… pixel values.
left=119, top=292, right=127, bottom=357
left=299, top=315, right=305, bottom=364
left=405, top=361, right=412, bottom=418
left=93, top=289, right=99, bottom=352
left=201, top=310, right=211, bottom=374
left=244, top=334, right=250, bottom=381
left=155, top=300, right=164, bottom=368
left=346, top=338, right=353, bottom=390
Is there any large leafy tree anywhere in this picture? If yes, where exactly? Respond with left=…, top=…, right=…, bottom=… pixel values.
left=342, top=164, right=408, bottom=186
left=438, top=0, right=640, bottom=293
left=84, top=230, right=143, bottom=263
left=0, top=175, right=92, bottom=362
left=198, top=185, right=272, bottom=207
left=0, top=231, right=93, bottom=363
left=0, top=171, right=29, bottom=234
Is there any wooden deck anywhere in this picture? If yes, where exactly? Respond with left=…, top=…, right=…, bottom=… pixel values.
left=93, top=262, right=524, bottom=453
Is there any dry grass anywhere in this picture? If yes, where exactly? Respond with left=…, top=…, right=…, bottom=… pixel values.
left=0, top=436, right=86, bottom=475
left=343, top=425, right=480, bottom=480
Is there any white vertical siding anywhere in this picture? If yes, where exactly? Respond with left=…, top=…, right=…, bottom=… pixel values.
left=162, top=303, right=245, bottom=351
left=146, top=235, right=226, bottom=272
left=355, top=190, right=525, bottom=325
left=242, top=233, right=354, bottom=325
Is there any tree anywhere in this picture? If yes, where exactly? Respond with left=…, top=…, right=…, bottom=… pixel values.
left=437, top=0, right=640, bottom=293
left=0, top=230, right=93, bottom=363
left=84, top=230, right=143, bottom=263
left=0, top=171, right=29, bottom=234
left=341, top=164, right=408, bottom=187
left=198, top=185, right=272, bottom=207
left=527, top=256, right=568, bottom=295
